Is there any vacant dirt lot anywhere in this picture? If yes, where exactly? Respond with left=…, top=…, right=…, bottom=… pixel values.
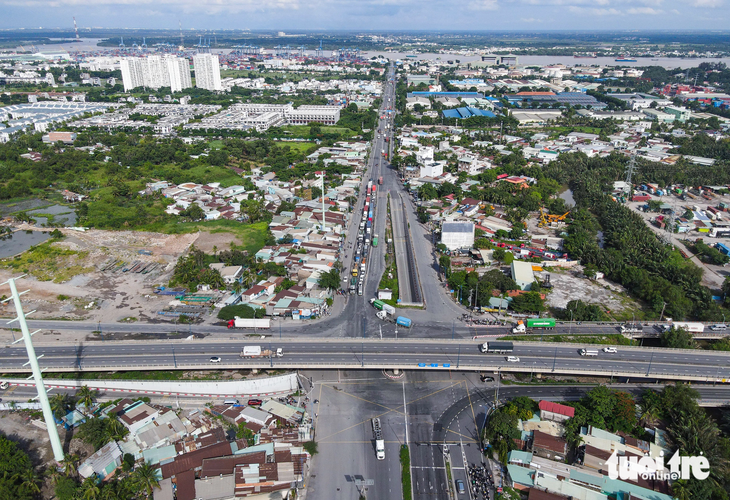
left=0, top=227, right=203, bottom=325
left=540, top=265, right=638, bottom=317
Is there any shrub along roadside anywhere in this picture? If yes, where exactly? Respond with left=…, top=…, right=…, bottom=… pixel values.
left=400, top=445, right=412, bottom=500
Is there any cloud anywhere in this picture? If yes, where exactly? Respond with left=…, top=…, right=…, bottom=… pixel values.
left=469, top=0, right=499, bottom=9
left=0, top=0, right=301, bottom=14
left=568, top=5, right=622, bottom=14
left=692, top=0, right=723, bottom=6
left=627, top=6, right=663, bottom=13
left=520, top=16, right=542, bottom=21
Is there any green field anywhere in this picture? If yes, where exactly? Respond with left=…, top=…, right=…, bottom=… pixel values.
left=208, top=140, right=225, bottom=150
left=280, top=125, right=357, bottom=138
left=274, top=141, right=317, bottom=153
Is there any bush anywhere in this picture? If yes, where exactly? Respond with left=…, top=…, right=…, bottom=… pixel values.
left=217, top=304, right=264, bottom=321
left=303, top=440, right=318, bottom=455
left=400, top=445, right=412, bottom=500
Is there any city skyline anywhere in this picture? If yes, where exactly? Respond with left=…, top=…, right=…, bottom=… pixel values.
left=0, top=0, right=727, bottom=31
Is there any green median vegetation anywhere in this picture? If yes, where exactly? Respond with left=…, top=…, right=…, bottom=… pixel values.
left=400, top=445, right=412, bottom=500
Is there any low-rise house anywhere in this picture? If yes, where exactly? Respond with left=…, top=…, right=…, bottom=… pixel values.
left=531, top=430, right=567, bottom=462
left=78, top=441, right=123, bottom=480
left=538, top=400, right=575, bottom=423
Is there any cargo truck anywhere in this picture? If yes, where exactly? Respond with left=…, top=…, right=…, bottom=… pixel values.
left=580, top=349, right=599, bottom=357
left=663, top=321, right=705, bottom=333
left=396, top=316, right=412, bottom=328
left=511, top=318, right=556, bottom=333
left=479, top=341, right=514, bottom=353
left=370, top=298, right=396, bottom=316
left=227, top=318, right=271, bottom=329
left=620, top=323, right=643, bottom=333
left=239, top=346, right=283, bottom=358
left=372, top=418, right=385, bottom=460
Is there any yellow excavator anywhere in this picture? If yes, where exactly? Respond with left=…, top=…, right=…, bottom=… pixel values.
left=538, top=208, right=570, bottom=227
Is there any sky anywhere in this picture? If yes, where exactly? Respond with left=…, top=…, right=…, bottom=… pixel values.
left=0, top=0, right=727, bottom=31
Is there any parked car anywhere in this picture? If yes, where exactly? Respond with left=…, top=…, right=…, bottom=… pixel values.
left=247, top=399, right=263, bottom=406
left=209, top=356, right=222, bottom=363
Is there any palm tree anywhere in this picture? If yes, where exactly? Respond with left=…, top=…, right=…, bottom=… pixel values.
left=132, top=462, right=160, bottom=498
left=671, top=479, right=692, bottom=500
left=18, top=468, right=41, bottom=494
left=50, top=393, right=69, bottom=420
left=104, top=415, right=128, bottom=442
left=81, top=476, right=101, bottom=500
left=76, top=385, right=96, bottom=412
left=61, top=453, right=79, bottom=479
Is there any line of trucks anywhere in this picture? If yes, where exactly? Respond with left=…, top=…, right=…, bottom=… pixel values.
left=369, top=299, right=412, bottom=328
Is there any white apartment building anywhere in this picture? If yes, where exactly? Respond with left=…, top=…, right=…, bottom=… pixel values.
left=193, top=54, right=222, bottom=91
left=120, top=56, right=191, bottom=92
left=420, top=161, right=444, bottom=178
left=285, top=105, right=340, bottom=125
left=167, top=57, right=192, bottom=93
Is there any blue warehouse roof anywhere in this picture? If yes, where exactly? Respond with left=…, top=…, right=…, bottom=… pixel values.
left=443, top=107, right=496, bottom=119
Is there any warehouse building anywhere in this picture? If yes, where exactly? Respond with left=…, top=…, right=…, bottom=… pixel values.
left=511, top=261, right=535, bottom=290
left=441, top=222, right=475, bottom=251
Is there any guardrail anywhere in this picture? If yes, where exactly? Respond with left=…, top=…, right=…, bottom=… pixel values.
left=1, top=360, right=727, bottom=383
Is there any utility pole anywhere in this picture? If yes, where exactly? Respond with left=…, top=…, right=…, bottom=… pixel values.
left=3, top=277, right=64, bottom=462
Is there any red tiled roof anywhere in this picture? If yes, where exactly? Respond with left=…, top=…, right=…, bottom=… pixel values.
left=538, top=400, right=575, bottom=418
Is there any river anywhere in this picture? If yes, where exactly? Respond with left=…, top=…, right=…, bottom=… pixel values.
left=363, top=51, right=730, bottom=69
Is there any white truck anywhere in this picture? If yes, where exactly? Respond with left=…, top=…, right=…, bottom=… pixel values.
left=240, top=346, right=284, bottom=358
left=227, top=318, right=271, bottom=329
left=664, top=321, right=705, bottom=333
left=372, top=418, right=385, bottom=460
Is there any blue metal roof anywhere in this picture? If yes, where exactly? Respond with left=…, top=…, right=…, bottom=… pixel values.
left=442, top=107, right=496, bottom=119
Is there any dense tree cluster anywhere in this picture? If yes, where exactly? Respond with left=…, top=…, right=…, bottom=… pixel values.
left=543, top=152, right=721, bottom=320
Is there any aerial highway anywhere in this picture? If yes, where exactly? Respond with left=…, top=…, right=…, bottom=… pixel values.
left=1, top=338, right=728, bottom=382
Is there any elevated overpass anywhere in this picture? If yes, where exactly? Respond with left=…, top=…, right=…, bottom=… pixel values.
left=2, top=338, right=728, bottom=383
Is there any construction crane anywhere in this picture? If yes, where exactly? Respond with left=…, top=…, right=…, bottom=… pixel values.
left=538, top=207, right=570, bottom=227
left=141, top=37, right=147, bottom=50
left=119, top=36, right=125, bottom=49
left=178, top=20, right=184, bottom=50
left=73, top=17, right=80, bottom=42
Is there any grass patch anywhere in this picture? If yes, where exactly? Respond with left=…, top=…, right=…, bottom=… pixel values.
left=501, top=334, right=637, bottom=345
left=280, top=124, right=358, bottom=139
left=273, top=141, right=317, bottom=153
left=208, top=140, right=225, bottom=150
left=400, top=445, right=412, bottom=500
left=0, top=242, right=93, bottom=283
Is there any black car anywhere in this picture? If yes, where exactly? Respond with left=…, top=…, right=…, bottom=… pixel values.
left=480, top=375, right=495, bottom=383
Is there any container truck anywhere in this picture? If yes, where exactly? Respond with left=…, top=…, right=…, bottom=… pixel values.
left=227, top=318, right=271, bottom=329
left=479, top=341, right=514, bottom=353
left=240, top=346, right=282, bottom=358
left=372, top=418, right=385, bottom=460
left=511, top=318, right=556, bottom=333
left=620, top=323, right=643, bottom=333
left=396, top=316, right=412, bottom=328
left=370, top=298, right=396, bottom=316
left=664, top=321, right=705, bottom=333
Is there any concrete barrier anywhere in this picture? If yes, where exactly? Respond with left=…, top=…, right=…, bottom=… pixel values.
left=0, top=373, right=299, bottom=398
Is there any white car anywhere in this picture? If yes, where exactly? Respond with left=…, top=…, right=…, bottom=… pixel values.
left=506, top=356, right=520, bottom=363
left=603, top=347, right=618, bottom=353
left=209, top=356, right=222, bottom=363
left=0, top=381, right=8, bottom=390
left=710, top=324, right=728, bottom=331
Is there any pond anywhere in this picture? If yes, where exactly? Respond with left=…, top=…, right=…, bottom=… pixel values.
left=0, top=231, right=51, bottom=258
left=27, top=205, right=77, bottom=227
left=559, top=188, right=576, bottom=207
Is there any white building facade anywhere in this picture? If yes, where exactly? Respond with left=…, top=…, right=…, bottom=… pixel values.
left=193, top=54, right=222, bottom=91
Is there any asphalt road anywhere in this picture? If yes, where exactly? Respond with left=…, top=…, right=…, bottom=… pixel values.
left=2, top=339, right=729, bottom=382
